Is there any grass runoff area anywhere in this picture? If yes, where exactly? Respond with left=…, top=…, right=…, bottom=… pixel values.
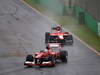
left=24, top=0, right=100, bottom=52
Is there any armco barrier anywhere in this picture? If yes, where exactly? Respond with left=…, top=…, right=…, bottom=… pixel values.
left=85, top=12, right=98, bottom=34
left=73, top=6, right=98, bottom=35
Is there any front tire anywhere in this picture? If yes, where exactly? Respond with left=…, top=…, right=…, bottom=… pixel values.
left=26, top=54, right=34, bottom=62
left=26, top=54, right=34, bottom=67
left=60, top=51, right=68, bottom=63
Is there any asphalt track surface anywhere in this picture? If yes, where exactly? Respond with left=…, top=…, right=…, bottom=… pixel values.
left=0, top=0, right=100, bottom=75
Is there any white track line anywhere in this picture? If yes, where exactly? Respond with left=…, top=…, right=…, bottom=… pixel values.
left=20, top=0, right=100, bottom=56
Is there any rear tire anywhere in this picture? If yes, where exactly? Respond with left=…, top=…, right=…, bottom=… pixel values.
left=49, top=56, right=56, bottom=67
left=60, top=51, right=68, bottom=63
left=65, top=35, right=73, bottom=45
left=45, top=32, right=50, bottom=43
left=69, top=35, right=73, bottom=45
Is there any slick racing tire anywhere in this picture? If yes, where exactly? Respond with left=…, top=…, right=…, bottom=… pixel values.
left=26, top=54, right=34, bottom=62
left=68, top=35, right=73, bottom=40
left=26, top=54, right=34, bottom=67
left=65, top=35, right=73, bottom=45
left=69, top=35, right=73, bottom=45
left=49, top=56, right=56, bottom=67
left=45, top=32, right=50, bottom=43
left=60, top=51, right=68, bottom=63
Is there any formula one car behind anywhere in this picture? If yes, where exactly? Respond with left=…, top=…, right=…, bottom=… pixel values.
left=24, top=46, right=68, bottom=67
left=45, top=32, right=73, bottom=46
left=45, top=25, right=73, bottom=46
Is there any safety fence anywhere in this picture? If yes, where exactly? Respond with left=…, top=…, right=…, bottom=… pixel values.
left=26, top=0, right=99, bottom=36
left=73, top=6, right=98, bottom=35
left=73, top=0, right=100, bottom=36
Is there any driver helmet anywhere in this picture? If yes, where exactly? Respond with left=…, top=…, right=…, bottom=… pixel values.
left=56, top=26, right=61, bottom=31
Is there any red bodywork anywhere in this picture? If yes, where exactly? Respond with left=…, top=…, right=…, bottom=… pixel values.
left=50, top=32, right=69, bottom=36
left=35, top=49, right=60, bottom=59
left=49, top=32, right=69, bottom=40
left=24, top=48, right=60, bottom=67
left=51, top=26, right=70, bottom=36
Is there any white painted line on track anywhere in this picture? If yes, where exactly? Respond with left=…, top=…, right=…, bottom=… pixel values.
left=20, top=0, right=100, bottom=56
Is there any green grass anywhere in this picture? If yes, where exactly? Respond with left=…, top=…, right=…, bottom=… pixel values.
left=24, top=0, right=100, bottom=52
left=62, top=16, right=100, bottom=52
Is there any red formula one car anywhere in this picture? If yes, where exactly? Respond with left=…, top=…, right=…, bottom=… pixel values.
left=45, top=26, right=73, bottom=46
left=24, top=46, right=68, bottom=67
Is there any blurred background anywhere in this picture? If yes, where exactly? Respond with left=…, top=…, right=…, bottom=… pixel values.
left=24, top=0, right=100, bottom=51
left=25, top=0, right=100, bottom=35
